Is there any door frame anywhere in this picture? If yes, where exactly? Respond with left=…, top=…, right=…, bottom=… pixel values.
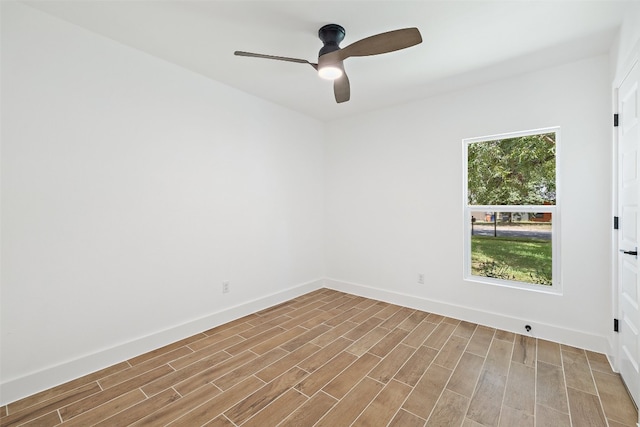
left=613, top=39, right=640, bottom=419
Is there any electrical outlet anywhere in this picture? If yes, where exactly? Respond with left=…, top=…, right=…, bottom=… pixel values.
left=222, top=281, right=230, bottom=294
left=418, top=273, right=425, bottom=284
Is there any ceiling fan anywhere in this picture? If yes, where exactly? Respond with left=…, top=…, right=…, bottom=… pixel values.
left=234, top=24, right=422, bottom=103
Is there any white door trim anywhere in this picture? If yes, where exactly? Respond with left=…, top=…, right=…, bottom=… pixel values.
left=612, top=37, right=640, bottom=370
left=608, top=40, right=640, bottom=378
left=613, top=39, right=640, bottom=421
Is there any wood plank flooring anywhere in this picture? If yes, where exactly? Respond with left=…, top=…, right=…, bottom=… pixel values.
left=1, top=288, right=637, bottom=426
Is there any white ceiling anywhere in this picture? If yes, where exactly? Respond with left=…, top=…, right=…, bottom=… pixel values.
left=23, top=0, right=630, bottom=121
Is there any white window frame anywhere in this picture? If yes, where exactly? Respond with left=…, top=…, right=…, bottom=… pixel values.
left=462, top=127, right=561, bottom=294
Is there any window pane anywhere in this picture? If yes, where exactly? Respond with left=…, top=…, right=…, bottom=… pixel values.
left=467, top=133, right=556, bottom=205
left=470, top=211, right=552, bottom=286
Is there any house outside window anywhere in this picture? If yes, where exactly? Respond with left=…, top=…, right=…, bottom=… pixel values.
left=463, top=127, right=559, bottom=292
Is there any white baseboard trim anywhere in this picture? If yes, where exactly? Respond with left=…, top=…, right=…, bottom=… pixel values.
left=0, top=278, right=324, bottom=406
left=325, top=278, right=611, bottom=355
left=2, top=277, right=613, bottom=405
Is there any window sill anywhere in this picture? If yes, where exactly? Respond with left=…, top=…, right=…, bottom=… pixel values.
left=464, top=275, right=562, bottom=295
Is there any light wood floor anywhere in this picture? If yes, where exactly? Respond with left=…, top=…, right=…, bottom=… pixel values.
left=1, top=288, right=637, bottom=427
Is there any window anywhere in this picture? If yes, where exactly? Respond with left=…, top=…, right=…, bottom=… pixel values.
left=463, top=128, right=559, bottom=291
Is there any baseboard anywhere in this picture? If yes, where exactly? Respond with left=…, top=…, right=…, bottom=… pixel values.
left=3, top=276, right=613, bottom=405
left=0, top=278, right=324, bottom=405
left=325, top=278, right=611, bottom=355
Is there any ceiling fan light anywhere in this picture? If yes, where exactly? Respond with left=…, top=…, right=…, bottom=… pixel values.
left=318, top=66, right=343, bottom=80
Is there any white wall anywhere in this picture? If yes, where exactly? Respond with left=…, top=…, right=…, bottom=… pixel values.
left=324, top=54, right=613, bottom=352
left=611, top=1, right=640, bottom=82
left=1, top=2, right=325, bottom=404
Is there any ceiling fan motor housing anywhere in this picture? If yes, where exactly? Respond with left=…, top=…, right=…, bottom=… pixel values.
left=318, top=24, right=345, bottom=56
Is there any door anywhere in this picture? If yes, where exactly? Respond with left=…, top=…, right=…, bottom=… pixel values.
left=618, top=58, right=640, bottom=407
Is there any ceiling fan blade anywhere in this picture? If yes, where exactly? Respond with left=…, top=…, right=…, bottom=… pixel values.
left=334, top=72, right=350, bottom=103
left=234, top=51, right=318, bottom=70
left=337, top=28, right=422, bottom=60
